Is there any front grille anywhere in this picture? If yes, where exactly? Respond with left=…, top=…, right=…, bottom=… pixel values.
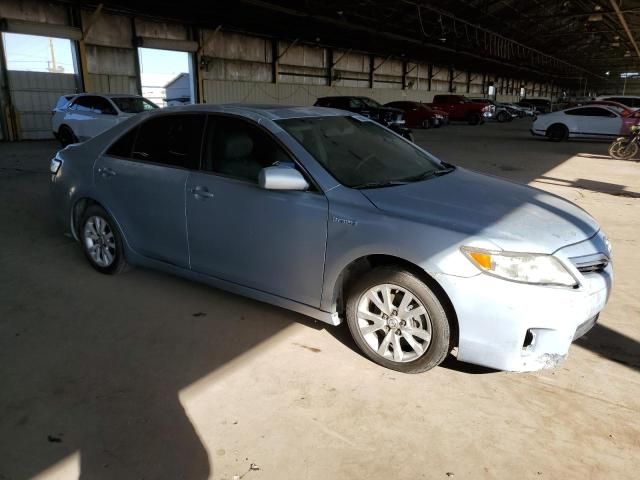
left=570, top=254, right=609, bottom=274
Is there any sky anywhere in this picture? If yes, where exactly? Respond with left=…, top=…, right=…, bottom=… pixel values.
left=2, top=32, right=76, bottom=73
left=2, top=33, right=190, bottom=88
left=2, top=33, right=192, bottom=105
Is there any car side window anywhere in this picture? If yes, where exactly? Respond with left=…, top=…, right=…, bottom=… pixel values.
left=106, top=127, right=138, bottom=158
left=91, top=96, right=117, bottom=115
left=71, top=96, right=93, bottom=112
left=582, top=107, right=617, bottom=117
left=202, top=116, right=293, bottom=183
left=349, top=98, right=364, bottom=109
left=131, top=114, right=205, bottom=169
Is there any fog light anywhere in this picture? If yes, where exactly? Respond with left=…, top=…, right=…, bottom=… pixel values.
left=523, top=329, right=535, bottom=349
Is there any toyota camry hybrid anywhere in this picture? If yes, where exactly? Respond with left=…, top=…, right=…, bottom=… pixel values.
left=50, top=104, right=613, bottom=374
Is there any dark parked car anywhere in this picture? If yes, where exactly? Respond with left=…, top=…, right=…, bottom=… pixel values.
left=430, top=95, right=492, bottom=125
left=470, top=98, right=514, bottom=123
left=518, top=98, right=552, bottom=114
left=314, top=96, right=413, bottom=141
left=384, top=101, right=448, bottom=128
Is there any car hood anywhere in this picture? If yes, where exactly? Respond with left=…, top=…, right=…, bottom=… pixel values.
left=360, top=168, right=599, bottom=253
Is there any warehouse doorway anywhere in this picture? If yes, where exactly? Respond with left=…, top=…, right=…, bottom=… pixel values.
left=137, top=48, right=194, bottom=107
left=1, top=32, right=79, bottom=139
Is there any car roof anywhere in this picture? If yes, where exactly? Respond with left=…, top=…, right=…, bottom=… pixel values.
left=564, top=105, right=620, bottom=114
left=597, top=95, right=640, bottom=99
left=72, top=93, right=147, bottom=99
left=143, top=103, right=354, bottom=121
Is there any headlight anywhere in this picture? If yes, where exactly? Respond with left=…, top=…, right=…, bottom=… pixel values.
left=461, top=247, right=578, bottom=287
left=603, top=234, right=613, bottom=257
left=50, top=157, right=63, bottom=174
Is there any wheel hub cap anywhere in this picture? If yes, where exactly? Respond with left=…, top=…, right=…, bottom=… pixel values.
left=83, top=215, right=116, bottom=268
left=356, top=283, right=432, bottom=363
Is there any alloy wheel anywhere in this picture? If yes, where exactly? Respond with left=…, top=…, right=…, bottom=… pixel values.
left=83, top=215, right=116, bottom=267
left=356, top=283, right=432, bottom=363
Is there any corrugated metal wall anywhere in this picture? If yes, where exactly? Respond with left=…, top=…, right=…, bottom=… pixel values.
left=7, top=71, right=76, bottom=139
left=0, top=0, right=555, bottom=141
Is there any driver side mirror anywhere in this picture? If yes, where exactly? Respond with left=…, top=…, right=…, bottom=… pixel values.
left=259, top=165, right=310, bottom=191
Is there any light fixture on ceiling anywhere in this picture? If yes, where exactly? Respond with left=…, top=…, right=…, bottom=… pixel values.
left=588, top=13, right=603, bottom=21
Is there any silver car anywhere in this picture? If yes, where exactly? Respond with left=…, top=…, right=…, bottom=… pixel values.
left=50, top=104, right=613, bottom=373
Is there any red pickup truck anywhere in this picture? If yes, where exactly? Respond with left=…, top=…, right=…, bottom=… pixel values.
left=430, top=95, right=492, bottom=125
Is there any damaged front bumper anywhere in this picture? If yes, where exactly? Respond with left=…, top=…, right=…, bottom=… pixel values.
left=436, top=256, right=612, bottom=372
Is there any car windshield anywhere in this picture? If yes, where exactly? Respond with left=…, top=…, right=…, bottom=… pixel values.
left=111, top=97, right=158, bottom=113
left=360, top=97, right=381, bottom=108
left=277, top=116, right=448, bottom=188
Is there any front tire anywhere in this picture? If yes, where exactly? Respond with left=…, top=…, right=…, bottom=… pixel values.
left=467, top=112, right=482, bottom=125
left=546, top=123, right=568, bottom=142
left=58, top=125, right=77, bottom=147
left=80, top=205, right=128, bottom=275
left=496, top=111, right=509, bottom=123
left=421, top=119, right=431, bottom=130
left=609, top=138, right=638, bottom=159
left=345, top=267, right=451, bottom=374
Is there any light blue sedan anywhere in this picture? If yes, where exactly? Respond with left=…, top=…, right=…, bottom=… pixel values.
left=50, top=104, right=613, bottom=373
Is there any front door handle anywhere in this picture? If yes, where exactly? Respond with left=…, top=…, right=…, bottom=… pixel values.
left=190, top=186, right=214, bottom=199
left=97, top=167, right=116, bottom=177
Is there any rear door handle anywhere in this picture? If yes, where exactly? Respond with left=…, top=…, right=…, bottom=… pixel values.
left=97, top=167, right=116, bottom=177
left=190, top=186, right=214, bottom=199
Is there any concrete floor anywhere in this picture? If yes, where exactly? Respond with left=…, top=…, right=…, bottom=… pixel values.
left=1, top=120, right=639, bottom=480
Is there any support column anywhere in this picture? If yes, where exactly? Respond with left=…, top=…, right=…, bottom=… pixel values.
left=0, top=32, right=15, bottom=140
left=427, top=64, right=433, bottom=91
left=401, top=61, right=407, bottom=90
left=368, top=55, right=375, bottom=89
left=131, top=18, right=142, bottom=95
left=327, top=48, right=333, bottom=86
left=271, top=39, right=279, bottom=84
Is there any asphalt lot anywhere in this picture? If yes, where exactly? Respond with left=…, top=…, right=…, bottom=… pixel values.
left=1, top=119, right=639, bottom=480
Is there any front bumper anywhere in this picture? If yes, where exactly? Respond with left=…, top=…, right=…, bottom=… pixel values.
left=435, top=240, right=612, bottom=372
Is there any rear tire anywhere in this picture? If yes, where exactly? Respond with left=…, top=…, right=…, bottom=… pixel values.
left=80, top=205, right=129, bottom=275
left=421, top=119, right=431, bottom=130
left=58, top=125, right=77, bottom=147
left=403, top=131, right=415, bottom=143
left=345, top=267, right=451, bottom=374
left=467, top=112, right=482, bottom=125
left=496, top=111, right=509, bottom=123
left=546, top=123, right=568, bottom=142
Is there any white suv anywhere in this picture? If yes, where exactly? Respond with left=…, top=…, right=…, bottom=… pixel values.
left=52, top=93, right=158, bottom=146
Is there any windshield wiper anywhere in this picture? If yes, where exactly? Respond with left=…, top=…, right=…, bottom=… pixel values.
left=352, top=180, right=410, bottom=189
left=352, top=163, right=456, bottom=189
left=398, top=163, right=456, bottom=183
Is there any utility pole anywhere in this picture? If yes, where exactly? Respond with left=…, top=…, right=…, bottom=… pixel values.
left=48, top=38, right=57, bottom=72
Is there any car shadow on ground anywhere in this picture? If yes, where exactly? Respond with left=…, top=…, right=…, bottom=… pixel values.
left=534, top=175, right=640, bottom=198
left=576, top=324, right=640, bottom=373
left=325, top=323, right=499, bottom=375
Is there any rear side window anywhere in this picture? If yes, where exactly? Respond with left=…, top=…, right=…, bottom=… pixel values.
left=91, top=96, right=117, bottom=115
left=70, top=96, right=93, bottom=112
left=131, top=114, right=205, bottom=169
left=111, top=97, right=158, bottom=113
left=106, top=127, right=138, bottom=158
left=567, top=107, right=616, bottom=117
left=69, top=95, right=116, bottom=115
